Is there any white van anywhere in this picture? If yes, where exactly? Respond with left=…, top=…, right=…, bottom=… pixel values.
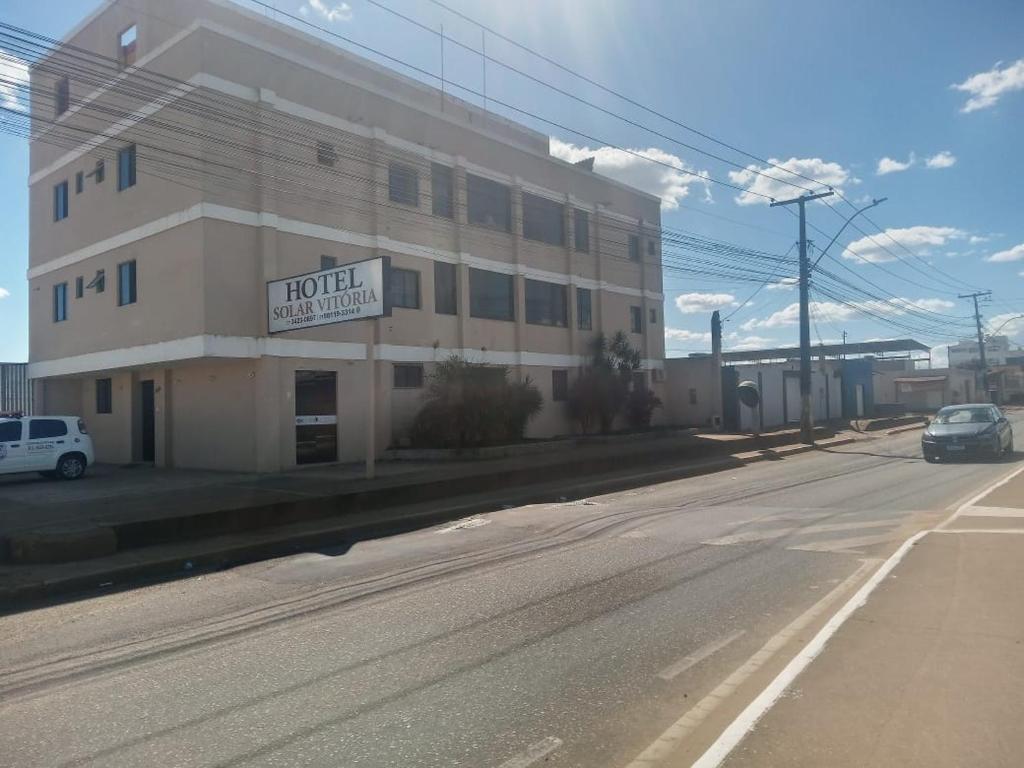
left=0, top=416, right=95, bottom=480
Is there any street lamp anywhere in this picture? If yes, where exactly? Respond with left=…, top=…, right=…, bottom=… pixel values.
left=811, top=198, right=888, bottom=270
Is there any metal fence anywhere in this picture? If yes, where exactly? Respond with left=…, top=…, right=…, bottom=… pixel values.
left=0, top=363, right=33, bottom=415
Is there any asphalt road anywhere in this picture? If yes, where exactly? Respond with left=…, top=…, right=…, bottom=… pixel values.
left=1, top=420, right=1022, bottom=768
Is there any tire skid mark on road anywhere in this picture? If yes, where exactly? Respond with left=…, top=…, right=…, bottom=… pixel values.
left=0, top=436, right=936, bottom=701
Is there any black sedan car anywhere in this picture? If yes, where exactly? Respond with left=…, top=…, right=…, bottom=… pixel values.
left=922, top=404, right=1014, bottom=462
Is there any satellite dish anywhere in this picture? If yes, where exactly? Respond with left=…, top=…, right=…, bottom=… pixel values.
left=737, top=380, right=760, bottom=408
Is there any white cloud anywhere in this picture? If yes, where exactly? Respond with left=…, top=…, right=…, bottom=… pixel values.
left=664, top=328, right=712, bottom=346
left=673, top=292, right=738, bottom=314
left=0, top=50, right=29, bottom=113
left=727, top=157, right=850, bottom=206
left=987, top=313, right=1024, bottom=337
left=925, top=150, right=957, bottom=169
left=986, top=243, right=1024, bottom=263
left=725, top=333, right=776, bottom=351
left=877, top=154, right=914, bottom=175
left=765, top=277, right=798, bottom=291
left=842, top=225, right=966, bottom=264
left=550, top=138, right=711, bottom=209
left=303, top=0, right=353, bottom=23
left=969, top=235, right=991, bottom=245
left=741, top=297, right=956, bottom=330
left=0, top=287, right=10, bottom=299
left=952, top=58, right=1024, bottom=113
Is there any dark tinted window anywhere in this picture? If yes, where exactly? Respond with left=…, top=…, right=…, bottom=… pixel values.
left=522, top=192, right=564, bottom=246
left=525, top=279, right=567, bottom=327
left=469, top=268, right=514, bottom=321
left=630, top=305, right=643, bottom=333
left=649, top=308, right=657, bottom=324
left=320, top=255, right=337, bottom=271
left=117, top=144, right=136, bottom=191
left=0, top=421, right=22, bottom=441
left=434, top=261, right=457, bottom=315
left=431, top=163, right=453, bottom=218
left=574, top=209, right=590, bottom=253
left=316, top=141, right=337, bottom=166
left=29, top=419, right=68, bottom=439
left=467, top=174, right=511, bottom=232
left=576, top=287, right=592, bottom=330
left=389, top=162, right=419, bottom=206
left=75, top=276, right=84, bottom=299
left=54, top=181, right=69, bottom=221
left=118, top=260, right=137, bottom=306
left=55, top=76, right=69, bottom=116
left=552, top=370, right=569, bottom=402
left=393, top=364, right=424, bottom=389
left=53, top=283, right=68, bottom=322
left=75, top=171, right=84, bottom=194
left=390, top=268, right=420, bottom=309
left=629, top=235, right=640, bottom=261
left=96, top=378, right=113, bottom=414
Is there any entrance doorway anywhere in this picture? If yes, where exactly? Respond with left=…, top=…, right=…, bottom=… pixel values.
left=295, top=370, right=337, bottom=465
left=140, top=379, right=155, bottom=462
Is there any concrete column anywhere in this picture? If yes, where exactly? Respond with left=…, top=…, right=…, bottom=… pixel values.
left=511, top=182, right=525, bottom=379
left=454, top=157, right=469, bottom=352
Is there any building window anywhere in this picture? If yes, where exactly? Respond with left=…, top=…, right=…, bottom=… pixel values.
left=630, top=305, right=643, bottom=333
left=53, top=181, right=69, bottom=221
left=96, top=378, right=113, bottom=414
left=118, top=24, right=138, bottom=68
left=469, top=268, right=514, bottom=321
left=525, top=279, right=567, bottom=327
left=431, top=163, right=453, bottom=218
left=689, top=388, right=698, bottom=405
left=648, top=238, right=656, bottom=256
left=75, top=276, right=84, bottom=299
left=53, top=283, right=68, bottom=322
left=434, top=261, right=457, bottom=315
left=629, top=235, right=640, bottom=261
left=649, top=308, right=657, bottom=324
left=55, top=76, right=69, bottom=116
left=467, top=173, right=511, bottom=232
left=316, top=140, right=337, bottom=167
left=393, top=363, right=424, bottom=389
left=93, top=159, right=105, bottom=184
left=574, top=209, right=590, bottom=253
left=118, top=144, right=136, bottom=191
left=522, top=192, right=564, bottom=246
left=75, top=171, right=84, bottom=194
left=320, top=255, right=337, bottom=271
left=388, top=162, right=419, bottom=206
left=390, top=267, right=420, bottom=309
left=118, top=260, right=137, bottom=306
left=552, top=370, right=569, bottom=402
left=576, top=287, right=592, bottom=330
left=87, top=269, right=105, bottom=293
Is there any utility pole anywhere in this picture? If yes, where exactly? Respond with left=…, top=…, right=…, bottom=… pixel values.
left=842, top=330, right=848, bottom=360
left=959, top=290, right=992, bottom=401
left=771, top=191, right=833, bottom=444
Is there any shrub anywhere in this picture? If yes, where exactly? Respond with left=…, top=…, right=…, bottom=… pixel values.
left=568, top=331, right=661, bottom=433
left=408, top=357, right=543, bottom=448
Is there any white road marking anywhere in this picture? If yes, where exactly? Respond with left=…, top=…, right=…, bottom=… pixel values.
left=686, top=461, right=1024, bottom=768
left=703, top=520, right=894, bottom=547
left=622, top=559, right=877, bottom=768
left=956, top=505, right=1024, bottom=518
left=657, top=630, right=747, bottom=681
left=791, top=531, right=900, bottom=554
left=933, top=528, right=1024, bottom=535
left=496, top=736, right=563, bottom=768
left=436, top=515, right=491, bottom=534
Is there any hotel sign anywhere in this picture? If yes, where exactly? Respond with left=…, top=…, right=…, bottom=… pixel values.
left=267, top=256, right=389, bottom=333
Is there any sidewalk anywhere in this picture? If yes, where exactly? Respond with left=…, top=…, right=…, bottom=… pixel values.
left=720, top=465, right=1024, bottom=768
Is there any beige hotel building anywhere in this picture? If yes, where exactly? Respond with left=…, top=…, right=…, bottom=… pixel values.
left=27, top=0, right=666, bottom=472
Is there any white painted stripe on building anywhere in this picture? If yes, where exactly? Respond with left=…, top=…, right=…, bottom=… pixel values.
left=28, top=335, right=665, bottom=379
left=27, top=203, right=664, bottom=301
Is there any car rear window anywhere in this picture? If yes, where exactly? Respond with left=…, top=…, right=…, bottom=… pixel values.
left=29, top=419, right=69, bottom=439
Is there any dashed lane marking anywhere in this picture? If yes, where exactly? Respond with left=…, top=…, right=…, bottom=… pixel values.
left=496, top=736, right=563, bottom=768
left=657, top=630, right=747, bottom=682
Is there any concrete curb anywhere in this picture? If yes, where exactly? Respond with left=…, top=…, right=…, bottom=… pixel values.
left=886, top=422, right=926, bottom=436
left=0, top=435, right=855, bottom=609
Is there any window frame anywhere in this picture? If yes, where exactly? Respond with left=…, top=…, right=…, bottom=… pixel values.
left=576, top=287, right=592, bottom=331
left=320, top=255, right=337, bottom=271
left=466, top=173, right=512, bottom=233
left=53, top=181, right=69, bottom=222
left=630, top=305, right=643, bottom=334
left=524, top=278, right=568, bottom=327
left=388, top=162, right=419, bottom=207
left=95, top=378, right=113, bottom=414
left=393, top=363, right=425, bottom=390
left=431, top=162, right=454, bottom=219
left=551, top=370, right=569, bottom=402
left=75, top=171, right=84, bottom=194
left=433, top=261, right=458, bottom=315
left=54, top=75, right=69, bottom=117
left=469, top=267, right=515, bottom=321
left=389, top=267, right=421, bottom=309
left=649, top=308, right=657, bottom=324
left=53, top=282, right=68, bottom=323
left=628, top=235, right=641, bottom=262
left=117, top=144, right=137, bottom=191
left=573, top=209, right=590, bottom=253
left=118, top=24, right=138, bottom=68
left=522, top=192, right=565, bottom=246
left=75, top=276, right=84, bottom=299
left=117, top=260, right=137, bottom=307
left=316, top=140, right=337, bottom=167
left=648, top=238, right=656, bottom=256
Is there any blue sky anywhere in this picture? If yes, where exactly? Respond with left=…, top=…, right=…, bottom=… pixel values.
left=2, top=0, right=1024, bottom=363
